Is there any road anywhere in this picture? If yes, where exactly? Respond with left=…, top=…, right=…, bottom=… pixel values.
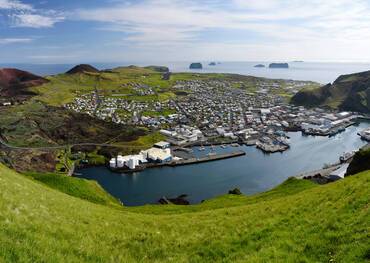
left=0, top=137, right=144, bottom=151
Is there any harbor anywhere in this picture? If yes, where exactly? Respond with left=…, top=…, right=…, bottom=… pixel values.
left=75, top=120, right=370, bottom=206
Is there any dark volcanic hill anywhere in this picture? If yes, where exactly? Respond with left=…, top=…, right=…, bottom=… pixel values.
left=0, top=68, right=48, bottom=98
left=66, top=64, right=99, bottom=74
left=291, top=70, right=370, bottom=113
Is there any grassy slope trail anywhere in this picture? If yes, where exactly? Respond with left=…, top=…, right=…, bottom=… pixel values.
left=0, top=164, right=369, bottom=262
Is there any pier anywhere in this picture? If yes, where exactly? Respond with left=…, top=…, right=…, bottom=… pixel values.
left=110, top=150, right=246, bottom=173
left=168, top=151, right=246, bottom=167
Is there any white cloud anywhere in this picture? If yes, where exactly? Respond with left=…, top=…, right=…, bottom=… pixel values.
left=0, top=37, right=33, bottom=44
left=12, top=14, right=64, bottom=28
left=1, top=0, right=64, bottom=28
left=74, top=0, right=370, bottom=61
left=0, top=0, right=32, bottom=10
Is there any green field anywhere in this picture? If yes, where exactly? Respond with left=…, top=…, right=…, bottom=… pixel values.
left=0, top=163, right=369, bottom=262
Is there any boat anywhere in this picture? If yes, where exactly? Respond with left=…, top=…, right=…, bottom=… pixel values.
left=221, top=145, right=227, bottom=149
left=339, top=151, right=355, bottom=163
left=231, top=143, right=239, bottom=147
left=198, top=146, right=205, bottom=151
left=358, top=128, right=370, bottom=141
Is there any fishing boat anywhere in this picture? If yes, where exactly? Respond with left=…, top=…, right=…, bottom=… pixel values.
left=339, top=151, right=355, bottom=163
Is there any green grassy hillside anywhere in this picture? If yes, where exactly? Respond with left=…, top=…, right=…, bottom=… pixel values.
left=346, top=146, right=370, bottom=176
left=291, top=70, right=370, bottom=112
left=0, top=164, right=369, bottom=262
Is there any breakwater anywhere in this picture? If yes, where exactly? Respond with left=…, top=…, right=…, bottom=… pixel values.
left=110, top=151, right=246, bottom=173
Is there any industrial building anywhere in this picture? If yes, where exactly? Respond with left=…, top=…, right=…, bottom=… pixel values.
left=109, top=141, right=173, bottom=170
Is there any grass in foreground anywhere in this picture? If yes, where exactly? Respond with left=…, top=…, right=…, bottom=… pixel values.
left=23, top=172, right=121, bottom=208
left=0, top=164, right=369, bottom=262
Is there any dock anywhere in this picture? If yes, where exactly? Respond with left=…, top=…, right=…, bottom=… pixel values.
left=302, top=121, right=355, bottom=137
left=110, top=150, right=246, bottom=173
left=168, top=151, right=246, bottom=167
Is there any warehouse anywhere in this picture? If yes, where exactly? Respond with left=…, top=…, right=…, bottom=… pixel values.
left=141, top=147, right=172, bottom=163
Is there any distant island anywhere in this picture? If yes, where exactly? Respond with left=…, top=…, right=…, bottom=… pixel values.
left=293, top=60, right=304, bottom=63
left=269, top=63, right=289, bottom=69
left=189, top=63, right=203, bottom=69
left=209, top=62, right=216, bottom=66
left=254, top=64, right=265, bottom=68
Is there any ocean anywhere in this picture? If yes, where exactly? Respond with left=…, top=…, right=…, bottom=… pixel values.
left=1, top=61, right=370, bottom=84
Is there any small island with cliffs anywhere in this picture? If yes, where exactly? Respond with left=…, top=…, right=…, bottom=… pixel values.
left=189, top=63, right=203, bottom=69
left=269, top=63, right=289, bottom=68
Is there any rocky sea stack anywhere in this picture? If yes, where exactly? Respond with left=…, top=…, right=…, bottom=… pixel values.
left=66, top=64, right=100, bottom=74
left=269, top=63, right=289, bottom=69
left=189, top=63, right=203, bottom=69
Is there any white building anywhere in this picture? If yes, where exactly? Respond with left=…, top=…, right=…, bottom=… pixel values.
left=110, top=154, right=147, bottom=170
left=141, top=148, right=172, bottom=163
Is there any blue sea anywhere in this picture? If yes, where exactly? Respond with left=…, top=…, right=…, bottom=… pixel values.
left=1, top=61, right=370, bottom=84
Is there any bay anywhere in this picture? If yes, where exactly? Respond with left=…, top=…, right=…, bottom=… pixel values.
left=76, top=121, right=370, bottom=206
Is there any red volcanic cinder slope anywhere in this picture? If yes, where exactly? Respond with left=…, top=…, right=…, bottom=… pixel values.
left=0, top=68, right=49, bottom=97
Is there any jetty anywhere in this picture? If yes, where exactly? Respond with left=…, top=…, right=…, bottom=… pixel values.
left=168, top=151, right=245, bottom=167
left=110, top=150, right=246, bottom=173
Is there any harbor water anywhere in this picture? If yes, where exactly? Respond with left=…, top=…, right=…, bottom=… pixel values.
left=76, top=121, right=370, bottom=206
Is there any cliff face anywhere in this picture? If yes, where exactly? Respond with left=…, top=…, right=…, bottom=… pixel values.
left=291, top=70, right=370, bottom=113
left=0, top=68, right=48, bottom=98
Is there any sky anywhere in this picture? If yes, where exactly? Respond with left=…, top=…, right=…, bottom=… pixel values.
left=1, top=0, right=370, bottom=63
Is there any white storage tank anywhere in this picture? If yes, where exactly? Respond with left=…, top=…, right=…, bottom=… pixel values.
left=128, top=158, right=136, bottom=170
left=117, top=156, right=125, bottom=168
left=109, top=159, right=117, bottom=168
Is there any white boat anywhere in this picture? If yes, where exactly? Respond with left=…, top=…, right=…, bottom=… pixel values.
left=339, top=151, right=355, bottom=163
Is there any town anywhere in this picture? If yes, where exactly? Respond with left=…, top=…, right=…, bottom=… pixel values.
left=64, top=77, right=364, bottom=169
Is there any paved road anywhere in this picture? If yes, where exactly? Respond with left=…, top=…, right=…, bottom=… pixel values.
left=0, top=137, right=144, bottom=151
